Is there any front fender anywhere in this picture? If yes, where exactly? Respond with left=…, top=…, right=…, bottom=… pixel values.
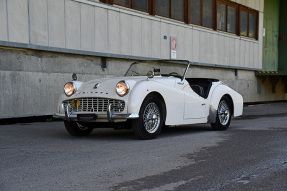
left=128, top=80, right=185, bottom=125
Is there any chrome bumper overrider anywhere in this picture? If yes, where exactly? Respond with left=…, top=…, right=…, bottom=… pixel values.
left=53, top=104, right=139, bottom=123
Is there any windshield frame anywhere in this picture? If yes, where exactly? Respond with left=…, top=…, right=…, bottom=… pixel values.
left=124, top=60, right=191, bottom=82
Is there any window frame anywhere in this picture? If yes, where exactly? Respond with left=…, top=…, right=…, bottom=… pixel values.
left=216, top=0, right=238, bottom=34
left=187, top=0, right=216, bottom=29
left=99, top=0, right=113, bottom=5
left=113, top=0, right=150, bottom=13
left=239, top=5, right=259, bottom=40
left=154, top=0, right=186, bottom=22
left=100, top=0, right=259, bottom=40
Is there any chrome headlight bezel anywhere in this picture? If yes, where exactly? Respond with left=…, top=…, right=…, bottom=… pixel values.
left=64, top=82, right=77, bottom=97
left=116, top=80, right=130, bottom=97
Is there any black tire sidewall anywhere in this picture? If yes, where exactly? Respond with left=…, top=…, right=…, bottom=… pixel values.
left=64, top=121, right=93, bottom=136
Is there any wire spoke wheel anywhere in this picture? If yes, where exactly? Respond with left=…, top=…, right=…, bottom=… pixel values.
left=143, top=103, right=161, bottom=133
left=211, top=97, right=232, bottom=131
left=218, top=100, right=230, bottom=126
left=132, top=95, right=164, bottom=140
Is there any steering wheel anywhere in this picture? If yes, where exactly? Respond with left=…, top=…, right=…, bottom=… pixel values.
left=169, top=72, right=179, bottom=76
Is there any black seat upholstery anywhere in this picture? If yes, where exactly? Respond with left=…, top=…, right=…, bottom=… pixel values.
left=185, top=78, right=219, bottom=99
left=190, top=85, right=205, bottom=97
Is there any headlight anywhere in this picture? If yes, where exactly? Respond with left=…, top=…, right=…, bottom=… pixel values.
left=116, top=81, right=129, bottom=97
left=64, top=82, right=76, bottom=96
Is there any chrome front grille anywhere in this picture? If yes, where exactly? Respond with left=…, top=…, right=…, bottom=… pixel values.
left=63, top=98, right=125, bottom=113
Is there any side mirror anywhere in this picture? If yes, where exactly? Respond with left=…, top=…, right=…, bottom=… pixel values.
left=72, top=73, right=77, bottom=81
left=147, top=71, right=154, bottom=79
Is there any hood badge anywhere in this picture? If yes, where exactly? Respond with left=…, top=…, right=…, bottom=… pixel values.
left=94, top=83, right=100, bottom=89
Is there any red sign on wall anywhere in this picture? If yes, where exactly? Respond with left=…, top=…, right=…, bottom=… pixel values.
left=171, top=37, right=177, bottom=59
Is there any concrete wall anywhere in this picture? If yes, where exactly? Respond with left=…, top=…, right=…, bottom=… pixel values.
left=1, top=46, right=285, bottom=119
left=0, top=47, right=134, bottom=118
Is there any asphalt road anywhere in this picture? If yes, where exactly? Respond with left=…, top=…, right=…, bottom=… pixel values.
left=1, top=115, right=287, bottom=191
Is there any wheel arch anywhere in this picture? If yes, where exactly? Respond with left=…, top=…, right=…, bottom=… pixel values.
left=132, top=91, right=167, bottom=139
left=208, top=94, right=234, bottom=123
left=208, top=84, right=236, bottom=123
left=222, top=94, right=234, bottom=116
left=146, top=92, right=167, bottom=125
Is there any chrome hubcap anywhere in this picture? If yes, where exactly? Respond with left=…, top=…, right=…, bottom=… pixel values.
left=143, top=103, right=160, bottom=133
left=218, top=100, right=230, bottom=126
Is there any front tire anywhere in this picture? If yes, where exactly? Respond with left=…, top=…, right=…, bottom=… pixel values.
left=211, top=97, right=232, bottom=131
left=64, top=121, right=93, bottom=136
left=132, top=95, right=164, bottom=140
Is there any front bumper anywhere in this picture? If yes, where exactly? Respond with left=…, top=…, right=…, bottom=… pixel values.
left=54, top=104, right=139, bottom=123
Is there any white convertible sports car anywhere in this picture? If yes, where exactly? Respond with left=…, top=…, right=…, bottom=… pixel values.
left=55, top=60, right=243, bottom=139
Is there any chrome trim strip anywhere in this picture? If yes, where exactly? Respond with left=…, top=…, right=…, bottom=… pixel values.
left=178, top=62, right=190, bottom=85
left=54, top=113, right=139, bottom=121
left=65, top=104, right=71, bottom=122
left=107, top=104, right=114, bottom=123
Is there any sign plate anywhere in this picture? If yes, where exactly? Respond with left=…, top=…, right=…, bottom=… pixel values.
left=77, top=114, right=97, bottom=121
left=170, top=37, right=177, bottom=59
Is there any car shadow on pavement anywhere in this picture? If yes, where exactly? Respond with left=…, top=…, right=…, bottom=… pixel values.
left=0, top=121, right=215, bottom=142
left=83, top=124, right=213, bottom=140
left=160, top=124, right=212, bottom=136
left=50, top=121, right=215, bottom=140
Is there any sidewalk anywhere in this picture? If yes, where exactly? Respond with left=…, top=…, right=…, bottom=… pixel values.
left=242, top=102, right=287, bottom=117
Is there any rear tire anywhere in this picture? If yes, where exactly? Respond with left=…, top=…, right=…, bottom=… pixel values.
left=64, top=121, right=93, bottom=136
left=211, top=97, right=231, bottom=131
left=132, top=95, right=164, bottom=140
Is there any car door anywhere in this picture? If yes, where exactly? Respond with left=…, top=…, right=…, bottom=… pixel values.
left=183, top=85, right=206, bottom=119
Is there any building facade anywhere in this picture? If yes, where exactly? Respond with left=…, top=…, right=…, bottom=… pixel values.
left=0, top=0, right=286, bottom=119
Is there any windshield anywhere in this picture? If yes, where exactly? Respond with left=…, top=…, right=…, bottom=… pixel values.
left=125, top=60, right=189, bottom=78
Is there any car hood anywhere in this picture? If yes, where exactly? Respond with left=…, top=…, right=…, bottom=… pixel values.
left=62, top=76, right=178, bottom=101
left=79, top=76, right=178, bottom=91
left=79, top=77, right=145, bottom=92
